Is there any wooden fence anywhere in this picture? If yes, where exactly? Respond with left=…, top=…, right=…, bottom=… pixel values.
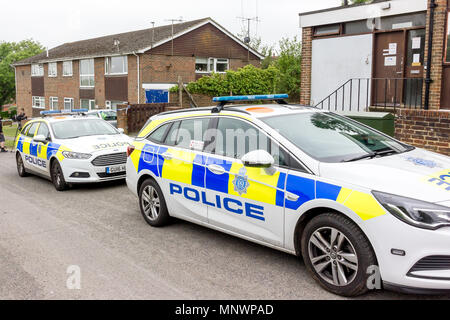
left=117, top=103, right=172, bottom=134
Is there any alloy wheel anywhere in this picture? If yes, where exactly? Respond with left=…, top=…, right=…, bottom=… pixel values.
left=308, top=227, right=359, bottom=287
left=141, top=186, right=160, bottom=221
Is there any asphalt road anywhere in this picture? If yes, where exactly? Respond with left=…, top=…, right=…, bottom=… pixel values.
left=0, top=152, right=449, bottom=300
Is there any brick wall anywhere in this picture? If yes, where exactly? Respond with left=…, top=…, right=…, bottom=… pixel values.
left=300, top=27, right=312, bottom=105
left=128, top=55, right=138, bottom=104
left=44, top=60, right=80, bottom=110
left=395, top=109, right=450, bottom=156
left=94, top=58, right=106, bottom=107
left=15, top=65, right=32, bottom=117
left=424, top=0, right=448, bottom=110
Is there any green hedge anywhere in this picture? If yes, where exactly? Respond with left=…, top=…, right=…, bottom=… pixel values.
left=0, top=110, right=17, bottom=120
left=170, top=65, right=280, bottom=97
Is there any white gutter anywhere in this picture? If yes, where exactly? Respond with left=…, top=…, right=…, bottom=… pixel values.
left=132, top=52, right=140, bottom=104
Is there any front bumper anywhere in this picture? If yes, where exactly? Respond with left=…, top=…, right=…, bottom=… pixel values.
left=364, top=214, right=450, bottom=291
left=60, top=156, right=126, bottom=183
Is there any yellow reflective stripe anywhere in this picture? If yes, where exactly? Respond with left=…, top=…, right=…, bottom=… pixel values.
left=131, top=141, right=146, bottom=171
left=37, top=143, right=48, bottom=160
left=343, top=191, right=386, bottom=221
left=336, top=187, right=352, bottom=204
left=228, top=163, right=279, bottom=205
left=56, top=145, right=71, bottom=161
left=161, top=149, right=195, bottom=185
left=23, top=138, right=31, bottom=155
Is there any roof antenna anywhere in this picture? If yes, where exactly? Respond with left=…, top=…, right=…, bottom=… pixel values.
left=237, top=16, right=260, bottom=61
left=165, top=17, right=184, bottom=56
left=150, top=21, right=156, bottom=50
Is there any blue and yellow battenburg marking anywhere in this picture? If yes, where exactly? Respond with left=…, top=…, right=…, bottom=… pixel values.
left=16, top=134, right=65, bottom=162
left=133, top=142, right=387, bottom=221
left=425, top=169, right=450, bottom=192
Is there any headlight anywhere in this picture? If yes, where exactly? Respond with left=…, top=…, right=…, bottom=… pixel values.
left=62, top=151, right=92, bottom=160
left=372, top=191, right=450, bottom=230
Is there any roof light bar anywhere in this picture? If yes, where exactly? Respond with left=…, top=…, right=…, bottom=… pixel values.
left=40, top=110, right=62, bottom=116
left=71, top=109, right=89, bottom=113
left=212, top=94, right=289, bottom=103
left=40, top=109, right=89, bottom=116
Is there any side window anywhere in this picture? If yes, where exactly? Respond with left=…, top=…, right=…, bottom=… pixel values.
left=36, top=122, right=50, bottom=139
left=26, top=123, right=39, bottom=138
left=147, top=123, right=171, bottom=143
left=175, top=118, right=210, bottom=149
left=21, top=124, right=31, bottom=136
left=164, top=121, right=181, bottom=146
left=215, top=117, right=289, bottom=166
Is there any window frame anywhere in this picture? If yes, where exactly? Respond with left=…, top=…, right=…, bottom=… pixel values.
left=195, top=57, right=229, bottom=74
left=48, top=62, right=58, bottom=77
left=36, top=121, right=51, bottom=141
left=63, top=61, right=73, bottom=77
left=26, top=122, right=40, bottom=138
left=80, top=99, right=96, bottom=110
left=49, top=97, right=58, bottom=111
left=79, top=59, right=95, bottom=88
left=31, top=64, right=44, bottom=77
left=313, top=23, right=342, bottom=37
left=64, top=97, right=74, bottom=111
left=445, top=11, right=450, bottom=64
left=105, top=56, right=128, bottom=75
left=32, top=96, right=46, bottom=109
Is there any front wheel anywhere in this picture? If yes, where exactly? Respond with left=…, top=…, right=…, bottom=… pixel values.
left=51, top=160, right=68, bottom=191
left=139, top=179, right=170, bottom=227
left=16, top=153, right=28, bottom=177
left=301, top=213, right=378, bottom=297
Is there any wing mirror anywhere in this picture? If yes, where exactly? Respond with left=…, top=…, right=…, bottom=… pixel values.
left=118, top=128, right=125, bottom=134
left=33, top=134, right=49, bottom=144
left=241, top=150, right=276, bottom=175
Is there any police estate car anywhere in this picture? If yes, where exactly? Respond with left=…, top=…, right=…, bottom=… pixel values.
left=126, top=95, right=450, bottom=296
left=15, top=109, right=131, bottom=191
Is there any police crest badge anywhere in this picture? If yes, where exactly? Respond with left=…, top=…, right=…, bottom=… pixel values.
left=232, top=167, right=250, bottom=195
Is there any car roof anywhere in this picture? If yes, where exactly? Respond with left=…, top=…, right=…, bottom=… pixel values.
left=155, top=103, right=323, bottom=120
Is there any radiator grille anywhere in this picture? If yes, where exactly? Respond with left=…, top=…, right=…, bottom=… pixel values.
left=409, top=256, right=450, bottom=273
left=91, top=152, right=127, bottom=167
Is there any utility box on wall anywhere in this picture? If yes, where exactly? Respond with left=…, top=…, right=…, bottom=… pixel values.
left=336, top=111, right=395, bottom=137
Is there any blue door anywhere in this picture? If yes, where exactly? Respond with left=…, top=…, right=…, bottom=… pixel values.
left=145, top=89, right=169, bottom=103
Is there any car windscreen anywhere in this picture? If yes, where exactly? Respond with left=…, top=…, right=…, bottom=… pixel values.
left=51, top=119, right=118, bottom=139
left=261, top=112, right=411, bottom=163
left=100, top=111, right=117, bottom=121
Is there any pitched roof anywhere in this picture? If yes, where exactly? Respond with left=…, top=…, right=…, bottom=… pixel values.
left=14, top=18, right=262, bottom=66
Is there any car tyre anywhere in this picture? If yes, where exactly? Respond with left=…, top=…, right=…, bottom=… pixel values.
left=16, top=153, right=29, bottom=177
left=51, top=160, right=68, bottom=191
left=301, top=212, right=378, bottom=297
left=139, top=178, right=170, bottom=227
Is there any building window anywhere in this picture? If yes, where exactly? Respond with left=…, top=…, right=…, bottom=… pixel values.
left=48, top=62, right=57, bottom=77
left=63, top=61, right=73, bottom=76
left=50, top=97, right=58, bottom=110
left=31, top=64, right=44, bottom=77
left=314, top=24, right=341, bottom=36
left=80, top=59, right=95, bottom=87
left=344, top=20, right=373, bottom=35
left=64, top=98, right=74, bottom=111
left=32, top=96, right=45, bottom=109
left=195, top=57, right=229, bottom=73
left=105, top=56, right=128, bottom=75
left=80, top=99, right=95, bottom=110
left=446, top=12, right=450, bottom=63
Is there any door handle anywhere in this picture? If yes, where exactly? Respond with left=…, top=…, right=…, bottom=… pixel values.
left=208, top=164, right=226, bottom=175
left=286, top=192, right=299, bottom=201
left=161, top=152, right=173, bottom=160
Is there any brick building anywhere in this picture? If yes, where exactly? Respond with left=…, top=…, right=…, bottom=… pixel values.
left=12, top=18, right=262, bottom=118
left=299, top=0, right=449, bottom=111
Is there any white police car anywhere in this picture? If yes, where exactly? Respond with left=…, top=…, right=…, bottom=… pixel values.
left=15, top=109, right=131, bottom=191
left=126, top=95, right=450, bottom=296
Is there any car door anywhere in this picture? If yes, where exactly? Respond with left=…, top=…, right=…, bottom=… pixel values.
left=204, top=116, right=290, bottom=247
left=34, top=121, right=52, bottom=176
left=20, top=122, right=40, bottom=171
left=156, top=117, right=212, bottom=224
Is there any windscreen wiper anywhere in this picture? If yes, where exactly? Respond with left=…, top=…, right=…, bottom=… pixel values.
left=342, top=148, right=398, bottom=163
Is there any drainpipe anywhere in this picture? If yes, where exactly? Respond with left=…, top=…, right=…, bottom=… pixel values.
left=132, top=52, right=140, bottom=104
left=424, top=0, right=437, bottom=110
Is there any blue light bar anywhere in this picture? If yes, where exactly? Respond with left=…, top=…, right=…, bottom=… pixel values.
left=71, top=108, right=89, bottom=113
left=213, top=94, right=289, bottom=103
left=40, top=110, right=62, bottom=116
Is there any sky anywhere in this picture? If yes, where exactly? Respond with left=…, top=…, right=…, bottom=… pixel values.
left=1, top=0, right=342, bottom=50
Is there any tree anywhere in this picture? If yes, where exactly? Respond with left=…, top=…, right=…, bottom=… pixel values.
left=0, top=40, right=44, bottom=106
left=272, top=36, right=302, bottom=101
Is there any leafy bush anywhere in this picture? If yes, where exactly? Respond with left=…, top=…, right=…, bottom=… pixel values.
left=170, top=65, right=280, bottom=97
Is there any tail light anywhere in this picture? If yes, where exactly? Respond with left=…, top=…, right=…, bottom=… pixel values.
left=127, top=145, right=135, bottom=157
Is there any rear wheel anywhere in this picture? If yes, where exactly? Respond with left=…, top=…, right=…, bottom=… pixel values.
left=16, top=153, right=28, bottom=177
left=51, top=160, right=68, bottom=191
left=139, top=178, right=170, bottom=227
left=301, top=213, right=378, bottom=297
